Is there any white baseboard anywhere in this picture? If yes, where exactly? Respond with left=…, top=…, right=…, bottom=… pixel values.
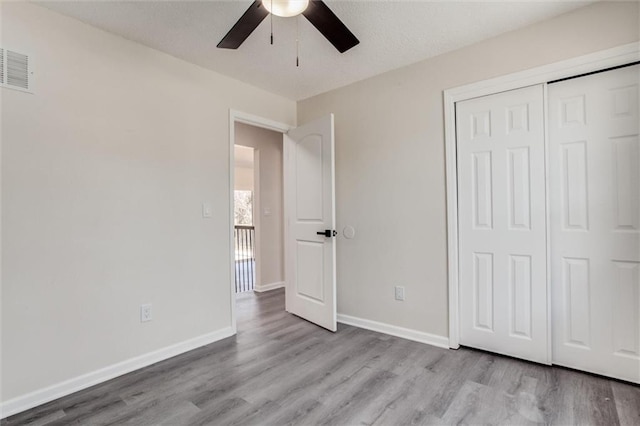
left=254, top=281, right=285, bottom=292
left=337, top=314, right=449, bottom=349
left=0, top=327, right=235, bottom=419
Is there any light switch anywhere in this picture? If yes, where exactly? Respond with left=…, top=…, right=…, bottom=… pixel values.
left=202, top=202, right=213, bottom=218
left=263, top=207, right=271, bottom=216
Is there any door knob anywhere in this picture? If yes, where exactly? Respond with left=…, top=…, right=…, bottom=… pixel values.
left=316, top=229, right=337, bottom=237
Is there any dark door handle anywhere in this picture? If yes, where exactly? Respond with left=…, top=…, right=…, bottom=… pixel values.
left=317, top=230, right=337, bottom=237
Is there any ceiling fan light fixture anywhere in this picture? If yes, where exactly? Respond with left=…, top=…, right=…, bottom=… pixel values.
left=262, top=0, right=309, bottom=17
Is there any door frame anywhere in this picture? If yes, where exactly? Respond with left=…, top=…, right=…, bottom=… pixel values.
left=444, top=42, right=640, bottom=353
left=229, top=109, right=292, bottom=333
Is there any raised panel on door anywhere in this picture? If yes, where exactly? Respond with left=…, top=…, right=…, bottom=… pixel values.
left=296, top=240, right=325, bottom=302
left=472, top=152, right=493, bottom=229
left=295, top=135, right=324, bottom=221
left=549, top=64, right=640, bottom=383
left=612, top=261, right=639, bottom=358
left=509, top=255, right=532, bottom=339
left=473, top=252, right=494, bottom=331
left=560, top=141, right=589, bottom=230
left=562, top=257, right=591, bottom=348
left=507, top=148, right=531, bottom=230
left=612, top=136, right=640, bottom=230
left=457, top=84, right=548, bottom=364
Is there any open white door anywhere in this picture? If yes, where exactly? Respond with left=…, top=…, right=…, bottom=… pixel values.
left=284, top=114, right=337, bottom=332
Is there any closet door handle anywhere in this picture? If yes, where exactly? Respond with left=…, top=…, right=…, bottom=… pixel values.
left=317, top=230, right=337, bottom=237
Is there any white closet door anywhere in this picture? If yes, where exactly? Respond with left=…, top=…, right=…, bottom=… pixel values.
left=457, top=85, right=549, bottom=363
left=549, top=65, right=640, bottom=383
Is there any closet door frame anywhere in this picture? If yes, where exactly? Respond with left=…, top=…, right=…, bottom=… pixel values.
left=444, top=42, right=640, bottom=355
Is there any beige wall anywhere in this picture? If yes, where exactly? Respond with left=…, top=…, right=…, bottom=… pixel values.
left=1, top=2, right=295, bottom=402
left=234, top=166, right=254, bottom=192
left=234, top=145, right=255, bottom=192
left=298, top=1, right=639, bottom=338
left=235, top=123, right=284, bottom=288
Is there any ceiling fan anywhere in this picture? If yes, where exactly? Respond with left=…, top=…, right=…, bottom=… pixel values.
left=217, top=0, right=359, bottom=54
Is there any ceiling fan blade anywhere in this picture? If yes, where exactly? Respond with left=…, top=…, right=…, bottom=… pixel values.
left=302, top=1, right=359, bottom=53
left=217, top=1, right=269, bottom=49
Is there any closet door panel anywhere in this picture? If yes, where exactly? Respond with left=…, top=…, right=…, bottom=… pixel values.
left=457, top=85, right=548, bottom=363
left=549, top=65, right=640, bottom=383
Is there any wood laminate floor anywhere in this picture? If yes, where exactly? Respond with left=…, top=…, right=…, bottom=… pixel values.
left=4, top=288, right=640, bottom=425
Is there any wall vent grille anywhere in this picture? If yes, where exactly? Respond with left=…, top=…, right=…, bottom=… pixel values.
left=0, top=48, right=4, bottom=85
left=1, top=48, right=32, bottom=93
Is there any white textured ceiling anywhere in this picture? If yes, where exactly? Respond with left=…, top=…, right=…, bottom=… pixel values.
left=37, top=0, right=594, bottom=100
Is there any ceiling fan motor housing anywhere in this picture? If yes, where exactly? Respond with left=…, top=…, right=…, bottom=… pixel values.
left=218, top=0, right=359, bottom=54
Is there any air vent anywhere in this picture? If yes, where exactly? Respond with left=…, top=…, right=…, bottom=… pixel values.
left=0, top=48, right=4, bottom=84
left=1, top=48, right=32, bottom=93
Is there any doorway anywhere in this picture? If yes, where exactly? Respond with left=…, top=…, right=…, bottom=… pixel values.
left=234, top=123, right=285, bottom=294
left=228, top=111, right=291, bottom=332
left=229, top=110, right=339, bottom=333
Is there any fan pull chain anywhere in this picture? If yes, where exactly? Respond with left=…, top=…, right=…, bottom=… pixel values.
left=296, top=15, right=299, bottom=67
left=270, top=0, right=273, bottom=45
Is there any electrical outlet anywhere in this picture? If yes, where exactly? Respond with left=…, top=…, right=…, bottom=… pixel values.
left=394, top=286, right=405, bottom=301
left=140, top=304, right=152, bottom=322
